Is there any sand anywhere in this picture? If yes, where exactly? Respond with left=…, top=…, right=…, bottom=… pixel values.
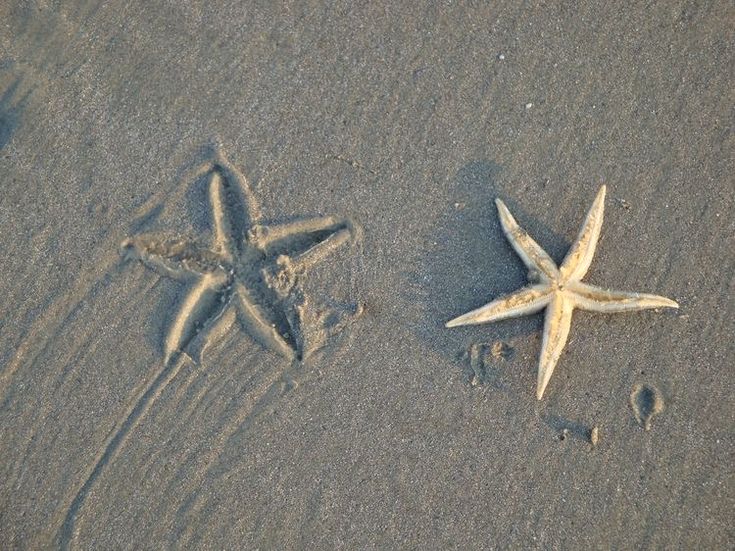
left=1, top=1, right=733, bottom=549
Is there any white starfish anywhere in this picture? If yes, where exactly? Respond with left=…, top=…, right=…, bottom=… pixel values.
left=446, top=185, right=679, bottom=400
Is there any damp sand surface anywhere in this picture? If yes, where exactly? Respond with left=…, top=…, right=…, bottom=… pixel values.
left=1, top=2, right=733, bottom=549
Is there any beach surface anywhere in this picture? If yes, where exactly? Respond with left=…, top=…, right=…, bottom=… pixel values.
left=1, top=2, right=733, bottom=549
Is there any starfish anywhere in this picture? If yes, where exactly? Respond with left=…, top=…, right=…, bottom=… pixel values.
left=446, top=185, right=678, bottom=400
left=123, top=153, right=354, bottom=363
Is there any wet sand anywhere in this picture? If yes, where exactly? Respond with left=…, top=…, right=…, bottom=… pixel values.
left=1, top=2, right=733, bottom=549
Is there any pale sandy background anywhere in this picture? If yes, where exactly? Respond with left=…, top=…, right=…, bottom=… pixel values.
left=1, top=1, right=733, bottom=549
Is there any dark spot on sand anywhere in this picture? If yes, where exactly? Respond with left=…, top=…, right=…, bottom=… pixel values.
left=630, top=383, right=664, bottom=430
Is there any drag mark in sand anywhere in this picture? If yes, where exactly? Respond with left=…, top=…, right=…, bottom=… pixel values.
left=57, top=353, right=188, bottom=549
left=446, top=185, right=680, bottom=400
left=57, top=151, right=361, bottom=548
left=168, top=371, right=292, bottom=546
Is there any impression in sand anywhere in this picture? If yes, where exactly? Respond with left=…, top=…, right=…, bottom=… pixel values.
left=122, top=151, right=356, bottom=363
left=57, top=151, right=358, bottom=549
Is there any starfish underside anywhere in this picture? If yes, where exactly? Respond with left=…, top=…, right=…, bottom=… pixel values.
left=446, top=185, right=678, bottom=399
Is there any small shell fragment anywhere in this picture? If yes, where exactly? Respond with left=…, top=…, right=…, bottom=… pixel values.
left=590, top=426, right=600, bottom=446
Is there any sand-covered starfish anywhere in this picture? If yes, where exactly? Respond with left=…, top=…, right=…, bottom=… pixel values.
left=446, top=185, right=678, bottom=399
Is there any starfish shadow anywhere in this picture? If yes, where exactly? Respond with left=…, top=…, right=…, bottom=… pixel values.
left=407, top=160, right=571, bottom=386
left=183, top=171, right=221, bottom=236
left=0, top=76, right=33, bottom=151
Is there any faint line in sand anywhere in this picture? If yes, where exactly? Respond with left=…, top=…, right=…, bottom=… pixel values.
left=0, top=147, right=214, bottom=401
left=170, top=372, right=291, bottom=546
left=56, top=353, right=189, bottom=549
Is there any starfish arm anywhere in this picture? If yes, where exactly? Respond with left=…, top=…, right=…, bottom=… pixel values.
left=286, top=226, right=352, bottom=271
left=209, top=159, right=261, bottom=252
left=185, top=305, right=237, bottom=364
left=537, top=294, right=574, bottom=399
left=121, top=235, right=217, bottom=281
left=559, top=185, right=606, bottom=281
left=208, top=171, right=237, bottom=261
left=495, top=199, right=559, bottom=281
left=232, top=281, right=296, bottom=359
left=566, top=281, right=679, bottom=312
left=445, top=285, right=552, bottom=327
left=248, top=216, right=350, bottom=252
left=164, top=272, right=230, bottom=363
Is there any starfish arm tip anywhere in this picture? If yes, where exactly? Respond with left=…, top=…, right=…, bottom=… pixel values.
left=494, top=198, right=508, bottom=214
left=535, top=379, right=550, bottom=400
left=445, top=310, right=486, bottom=327
left=536, top=370, right=553, bottom=400
left=643, top=294, right=680, bottom=310
left=535, top=374, right=551, bottom=399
